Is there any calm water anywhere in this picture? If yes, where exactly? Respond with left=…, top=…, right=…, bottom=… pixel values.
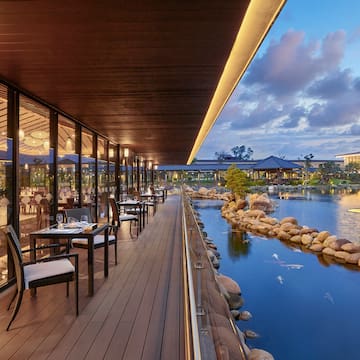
left=193, top=190, right=360, bottom=360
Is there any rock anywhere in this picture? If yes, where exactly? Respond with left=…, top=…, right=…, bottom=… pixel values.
left=280, top=222, right=298, bottom=232
left=248, top=348, right=275, bottom=360
left=244, top=329, right=260, bottom=339
left=329, top=239, right=351, bottom=251
left=301, top=234, right=313, bottom=245
left=288, top=228, right=301, bottom=236
left=290, top=235, right=302, bottom=243
left=216, top=274, right=241, bottom=294
left=239, top=310, right=253, bottom=321
left=323, top=235, right=337, bottom=247
left=236, top=198, right=247, bottom=210
left=315, top=231, right=332, bottom=243
left=227, top=292, right=244, bottom=310
left=309, top=243, right=324, bottom=252
left=245, top=209, right=266, bottom=219
left=278, top=230, right=291, bottom=241
left=280, top=216, right=298, bottom=225
left=212, top=257, right=220, bottom=269
left=231, top=309, right=240, bottom=320
left=260, top=217, right=278, bottom=225
left=207, top=250, right=215, bottom=261
left=334, top=251, right=350, bottom=262
left=322, top=247, right=336, bottom=256
left=341, top=242, right=360, bottom=253
left=347, top=253, right=360, bottom=264
left=249, top=193, right=276, bottom=213
left=300, top=227, right=318, bottom=235
left=207, top=243, right=217, bottom=250
left=198, top=187, right=209, bottom=196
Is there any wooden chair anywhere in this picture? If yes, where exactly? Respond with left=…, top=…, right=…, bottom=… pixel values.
left=5, top=225, right=79, bottom=331
left=109, top=198, right=138, bottom=237
left=64, top=207, right=118, bottom=264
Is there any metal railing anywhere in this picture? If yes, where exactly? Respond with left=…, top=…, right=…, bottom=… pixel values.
left=181, top=190, right=248, bottom=359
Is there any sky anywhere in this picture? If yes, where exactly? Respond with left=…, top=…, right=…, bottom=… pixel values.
left=196, top=0, right=360, bottom=161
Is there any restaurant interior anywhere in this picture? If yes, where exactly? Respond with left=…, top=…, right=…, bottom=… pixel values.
left=0, top=82, right=161, bottom=289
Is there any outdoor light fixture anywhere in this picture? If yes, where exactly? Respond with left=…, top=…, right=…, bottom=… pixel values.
left=124, top=147, right=129, bottom=158
left=109, top=148, right=114, bottom=158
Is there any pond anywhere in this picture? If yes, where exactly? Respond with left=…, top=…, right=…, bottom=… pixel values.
left=193, top=189, right=360, bottom=360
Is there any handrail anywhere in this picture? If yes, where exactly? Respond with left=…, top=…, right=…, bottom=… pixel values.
left=182, top=193, right=202, bottom=360
left=181, top=189, right=249, bottom=360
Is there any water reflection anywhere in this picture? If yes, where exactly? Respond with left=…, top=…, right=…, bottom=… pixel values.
left=227, top=228, right=250, bottom=259
left=193, top=191, right=360, bottom=359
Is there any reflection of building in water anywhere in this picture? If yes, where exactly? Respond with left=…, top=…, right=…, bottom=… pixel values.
left=337, top=192, right=360, bottom=242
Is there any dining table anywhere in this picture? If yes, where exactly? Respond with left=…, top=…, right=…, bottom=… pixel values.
left=29, top=222, right=109, bottom=296
left=117, top=199, right=146, bottom=232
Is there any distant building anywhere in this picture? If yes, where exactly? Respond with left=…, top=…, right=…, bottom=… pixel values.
left=336, top=152, right=360, bottom=166
left=157, top=155, right=334, bottom=184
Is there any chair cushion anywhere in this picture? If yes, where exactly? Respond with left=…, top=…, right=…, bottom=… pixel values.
left=72, top=234, right=116, bottom=245
left=24, top=259, right=74, bottom=289
left=120, top=214, right=137, bottom=221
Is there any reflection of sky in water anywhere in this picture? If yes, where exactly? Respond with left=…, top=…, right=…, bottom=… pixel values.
left=193, top=192, right=360, bottom=360
left=270, top=190, right=360, bottom=242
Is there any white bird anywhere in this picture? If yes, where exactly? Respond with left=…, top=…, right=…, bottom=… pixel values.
left=272, top=253, right=279, bottom=261
left=276, top=275, right=284, bottom=284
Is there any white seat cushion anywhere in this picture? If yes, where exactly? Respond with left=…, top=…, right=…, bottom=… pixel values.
left=120, top=214, right=137, bottom=221
left=24, top=259, right=74, bottom=289
left=72, top=234, right=115, bottom=246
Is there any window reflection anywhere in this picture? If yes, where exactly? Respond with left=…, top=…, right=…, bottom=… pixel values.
left=97, top=137, right=108, bottom=222
left=0, top=84, right=9, bottom=286
left=57, top=116, right=78, bottom=212
left=81, top=129, right=96, bottom=220
left=19, top=95, right=52, bottom=264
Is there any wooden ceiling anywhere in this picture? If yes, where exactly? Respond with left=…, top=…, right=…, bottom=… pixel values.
left=0, top=1, right=277, bottom=164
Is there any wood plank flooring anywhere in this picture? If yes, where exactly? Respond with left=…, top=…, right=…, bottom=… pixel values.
left=0, top=195, right=185, bottom=360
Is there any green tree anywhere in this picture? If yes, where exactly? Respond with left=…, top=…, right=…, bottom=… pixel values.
left=225, top=164, right=250, bottom=199
left=215, top=145, right=254, bottom=161
left=345, top=161, right=360, bottom=173
left=231, top=145, right=253, bottom=160
left=215, top=150, right=231, bottom=161
left=318, top=161, right=341, bottom=183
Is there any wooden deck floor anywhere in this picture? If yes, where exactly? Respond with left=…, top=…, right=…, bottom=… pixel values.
left=0, top=195, right=185, bottom=360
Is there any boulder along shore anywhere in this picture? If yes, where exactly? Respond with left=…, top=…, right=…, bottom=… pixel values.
left=191, top=201, right=275, bottom=360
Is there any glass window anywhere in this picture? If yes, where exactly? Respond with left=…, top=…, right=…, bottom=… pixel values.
left=19, top=95, right=52, bottom=260
left=0, top=84, right=9, bottom=286
left=58, top=116, right=78, bottom=211
left=97, top=137, right=108, bottom=222
left=81, top=128, right=96, bottom=220
left=109, top=143, right=117, bottom=197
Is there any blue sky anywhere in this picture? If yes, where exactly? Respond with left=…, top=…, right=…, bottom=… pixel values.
left=197, top=0, right=360, bottom=160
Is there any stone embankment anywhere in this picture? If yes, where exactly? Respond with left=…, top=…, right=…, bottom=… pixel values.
left=185, top=185, right=232, bottom=201
left=221, top=198, right=360, bottom=267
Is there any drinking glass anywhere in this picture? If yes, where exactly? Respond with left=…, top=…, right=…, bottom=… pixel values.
left=56, top=213, right=64, bottom=228
left=80, top=215, right=89, bottom=224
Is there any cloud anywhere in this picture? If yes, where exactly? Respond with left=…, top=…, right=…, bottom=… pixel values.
left=198, top=27, right=359, bottom=161
left=243, top=30, right=346, bottom=97
left=307, top=96, right=360, bottom=127
left=350, top=123, right=360, bottom=135
left=307, top=69, right=353, bottom=99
